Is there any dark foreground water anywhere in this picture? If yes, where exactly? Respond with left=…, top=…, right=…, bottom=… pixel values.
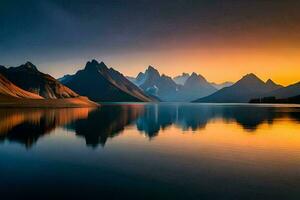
left=1, top=103, right=300, bottom=199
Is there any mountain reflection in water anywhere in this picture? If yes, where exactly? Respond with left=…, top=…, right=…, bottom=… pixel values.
left=0, top=108, right=93, bottom=147
left=0, top=104, right=299, bottom=148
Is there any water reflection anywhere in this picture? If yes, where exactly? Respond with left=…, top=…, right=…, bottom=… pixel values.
left=0, top=104, right=299, bottom=147
left=65, top=105, right=143, bottom=147
left=136, top=104, right=300, bottom=137
left=0, top=108, right=93, bottom=148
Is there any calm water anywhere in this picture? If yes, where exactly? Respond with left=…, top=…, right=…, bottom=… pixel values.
left=1, top=103, right=300, bottom=199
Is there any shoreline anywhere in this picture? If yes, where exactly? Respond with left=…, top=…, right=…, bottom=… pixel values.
left=0, top=96, right=99, bottom=108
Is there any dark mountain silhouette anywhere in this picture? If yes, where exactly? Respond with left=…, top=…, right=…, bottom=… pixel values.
left=173, top=73, right=190, bottom=85
left=0, top=62, right=79, bottom=99
left=250, top=95, right=300, bottom=104
left=250, top=81, right=300, bottom=104
left=194, top=73, right=283, bottom=103
left=0, top=73, right=43, bottom=99
left=176, top=72, right=217, bottom=101
left=58, top=74, right=72, bottom=83
left=265, top=81, right=300, bottom=99
left=265, top=79, right=283, bottom=92
left=211, top=81, right=234, bottom=90
left=61, top=60, right=154, bottom=102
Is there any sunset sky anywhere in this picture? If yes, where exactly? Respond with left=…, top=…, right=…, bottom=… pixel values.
left=1, top=0, right=300, bottom=85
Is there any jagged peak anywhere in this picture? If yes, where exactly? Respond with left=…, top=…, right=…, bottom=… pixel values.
left=137, top=72, right=145, bottom=77
left=266, top=79, right=276, bottom=85
left=136, top=72, right=145, bottom=81
left=24, top=61, right=37, bottom=69
left=190, top=72, right=198, bottom=77
left=188, top=72, right=206, bottom=81
left=86, top=59, right=99, bottom=66
left=145, top=65, right=160, bottom=77
left=13, top=61, right=38, bottom=72
left=242, top=73, right=260, bottom=80
left=84, top=60, right=108, bottom=71
left=147, top=65, right=156, bottom=70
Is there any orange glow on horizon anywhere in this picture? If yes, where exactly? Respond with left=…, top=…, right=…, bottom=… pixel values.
left=112, top=47, right=300, bottom=86
left=48, top=46, right=300, bottom=87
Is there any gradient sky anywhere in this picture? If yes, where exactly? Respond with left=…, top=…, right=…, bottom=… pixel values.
left=1, top=0, right=300, bottom=85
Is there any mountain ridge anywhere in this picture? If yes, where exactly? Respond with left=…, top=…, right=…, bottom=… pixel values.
left=61, top=60, right=155, bottom=102
left=0, top=62, right=79, bottom=99
left=128, top=67, right=217, bottom=101
left=194, top=73, right=284, bottom=103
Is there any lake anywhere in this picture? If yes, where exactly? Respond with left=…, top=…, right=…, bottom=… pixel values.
left=1, top=103, right=300, bottom=199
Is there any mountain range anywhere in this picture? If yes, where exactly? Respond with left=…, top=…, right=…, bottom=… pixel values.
left=0, top=60, right=299, bottom=105
left=173, top=73, right=234, bottom=89
left=127, top=67, right=300, bottom=103
left=127, top=66, right=217, bottom=101
left=265, top=81, right=300, bottom=99
left=193, top=73, right=284, bottom=103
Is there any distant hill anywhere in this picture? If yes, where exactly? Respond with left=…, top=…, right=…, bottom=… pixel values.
left=194, top=73, right=283, bottom=103
left=61, top=60, right=155, bottom=102
left=264, top=81, right=300, bottom=99
left=176, top=72, right=217, bottom=101
left=250, top=95, right=300, bottom=104
left=173, top=73, right=190, bottom=85
left=58, top=74, right=72, bottom=83
left=211, top=81, right=234, bottom=90
left=249, top=81, right=300, bottom=104
left=0, top=62, right=78, bottom=99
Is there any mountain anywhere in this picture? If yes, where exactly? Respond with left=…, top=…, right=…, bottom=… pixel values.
left=136, top=72, right=146, bottom=85
left=194, top=73, right=283, bottom=103
left=211, top=81, right=234, bottom=90
left=138, top=66, right=179, bottom=101
left=264, top=81, right=300, bottom=99
left=58, top=74, right=72, bottom=83
left=0, top=73, right=43, bottom=99
left=265, top=79, right=283, bottom=92
left=128, top=67, right=219, bottom=101
left=176, top=72, right=217, bottom=101
left=0, top=62, right=78, bottom=99
left=61, top=60, right=155, bottom=102
left=173, top=73, right=190, bottom=85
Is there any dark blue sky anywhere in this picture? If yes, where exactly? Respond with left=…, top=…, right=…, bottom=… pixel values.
left=1, top=0, right=300, bottom=82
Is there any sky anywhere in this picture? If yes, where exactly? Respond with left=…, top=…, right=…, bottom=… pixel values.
left=0, top=0, right=300, bottom=85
